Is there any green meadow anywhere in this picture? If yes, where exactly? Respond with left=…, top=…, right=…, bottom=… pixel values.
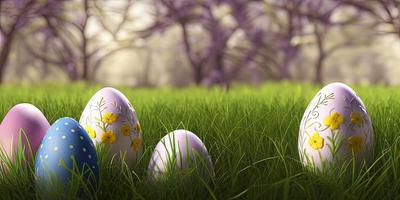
left=0, top=82, right=399, bottom=199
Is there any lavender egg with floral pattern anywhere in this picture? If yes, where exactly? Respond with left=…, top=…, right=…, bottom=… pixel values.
left=148, top=129, right=213, bottom=179
left=79, top=87, right=143, bottom=167
left=298, top=82, right=373, bottom=172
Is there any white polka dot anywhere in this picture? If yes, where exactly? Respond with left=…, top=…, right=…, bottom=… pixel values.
left=45, top=155, right=48, bottom=159
left=88, top=154, right=92, bottom=159
left=64, top=122, right=69, bottom=126
left=69, top=145, right=74, bottom=149
left=62, top=135, right=66, bottom=139
left=39, top=155, right=42, bottom=159
left=48, top=136, right=52, bottom=140
left=70, top=129, right=75, bottom=133
left=56, top=127, right=59, bottom=131
left=82, top=148, right=86, bottom=152
left=40, top=144, right=43, bottom=149
left=92, top=166, right=95, bottom=169
left=54, top=147, right=58, bottom=152
left=80, top=136, right=84, bottom=140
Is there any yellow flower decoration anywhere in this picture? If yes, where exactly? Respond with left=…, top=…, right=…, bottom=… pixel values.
left=131, top=138, right=142, bottom=152
left=350, top=112, right=364, bottom=126
left=323, top=111, right=344, bottom=130
left=134, top=122, right=142, bottom=134
left=101, top=112, right=118, bottom=125
left=348, top=136, right=363, bottom=153
left=101, top=130, right=117, bottom=144
left=85, top=126, right=96, bottom=138
left=120, top=124, right=131, bottom=136
left=309, top=132, right=324, bottom=150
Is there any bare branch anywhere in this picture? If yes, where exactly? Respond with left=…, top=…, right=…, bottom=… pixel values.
left=24, top=41, right=63, bottom=66
left=91, top=41, right=138, bottom=72
left=114, top=0, right=135, bottom=36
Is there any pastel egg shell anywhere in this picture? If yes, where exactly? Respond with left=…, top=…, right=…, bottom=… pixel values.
left=0, top=103, right=50, bottom=160
left=298, top=82, right=373, bottom=171
left=35, top=117, right=98, bottom=189
left=79, top=87, right=143, bottom=167
left=148, top=129, right=213, bottom=178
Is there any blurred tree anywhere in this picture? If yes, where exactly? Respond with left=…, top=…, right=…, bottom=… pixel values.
left=142, top=0, right=397, bottom=86
left=225, top=0, right=305, bottom=81
left=2, top=0, right=398, bottom=85
left=141, top=0, right=240, bottom=87
left=21, top=0, right=78, bottom=80
left=143, top=0, right=307, bottom=87
left=0, top=0, right=52, bottom=83
left=295, top=0, right=368, bottom=84
left=135, top=48, right=154, bottom=87
left=337, top=0, right=400, bottom=38
left=264, top=0, right=375, bottom=84
left=24, top=0, right=139, bottom=81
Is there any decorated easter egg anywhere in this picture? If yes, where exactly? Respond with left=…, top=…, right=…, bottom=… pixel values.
left=148, top=129, right=213, bottom=179
left=35, top=117, right=98, bottom=194
left=298, top=82, right=373, bottom=172
left=0, top=103, right=50, bottom=160
left=79, top=87, right=143, bottom=167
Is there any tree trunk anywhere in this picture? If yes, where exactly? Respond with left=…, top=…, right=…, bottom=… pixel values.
left=180, top=22, right=203, bottom=85
left=142, top=49, right=152, bottom=87
left=314, top=23, right=325, bottom=85
left=315, top=54, right=325, bottom=84
left=66, top=61, right=79, bottom=81
left=211, top=53, right=227, bottom=88
left=82, top=37, right=89, bottom=80
left=281, top=55, right=292, bottom=80
left=193, top=65, right=202, bottom=85
left=81, top=0, right=90, bottom=81
left=280, top=9, right=294, bottom=80
left=0, top=34, right=14, bottom=84
left=0, top=0, right=36, bottom=84
left=41, top=37, right=49, bottom=78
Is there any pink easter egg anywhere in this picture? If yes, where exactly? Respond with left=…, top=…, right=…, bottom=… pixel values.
left=0, top=103, right=50, bottom=160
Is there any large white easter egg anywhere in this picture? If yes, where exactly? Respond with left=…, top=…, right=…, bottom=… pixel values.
left=298, top=82, right=373, bottom=172
left=79, top=87, right=143, bottom=167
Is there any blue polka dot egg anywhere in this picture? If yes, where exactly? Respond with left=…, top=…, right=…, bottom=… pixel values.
left=34, top=117, right=98, bottom=195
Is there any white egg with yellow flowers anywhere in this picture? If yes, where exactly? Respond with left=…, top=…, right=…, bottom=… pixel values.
left=80, top=87, right=143, bottom=167
left=298, top=82, right=373, bottom=172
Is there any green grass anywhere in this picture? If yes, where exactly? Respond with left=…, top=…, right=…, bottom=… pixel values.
left=0, top=82, right=400, bottom=199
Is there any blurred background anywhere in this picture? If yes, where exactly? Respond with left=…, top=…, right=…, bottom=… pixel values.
left=1, top=0, right=399, bottom=87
